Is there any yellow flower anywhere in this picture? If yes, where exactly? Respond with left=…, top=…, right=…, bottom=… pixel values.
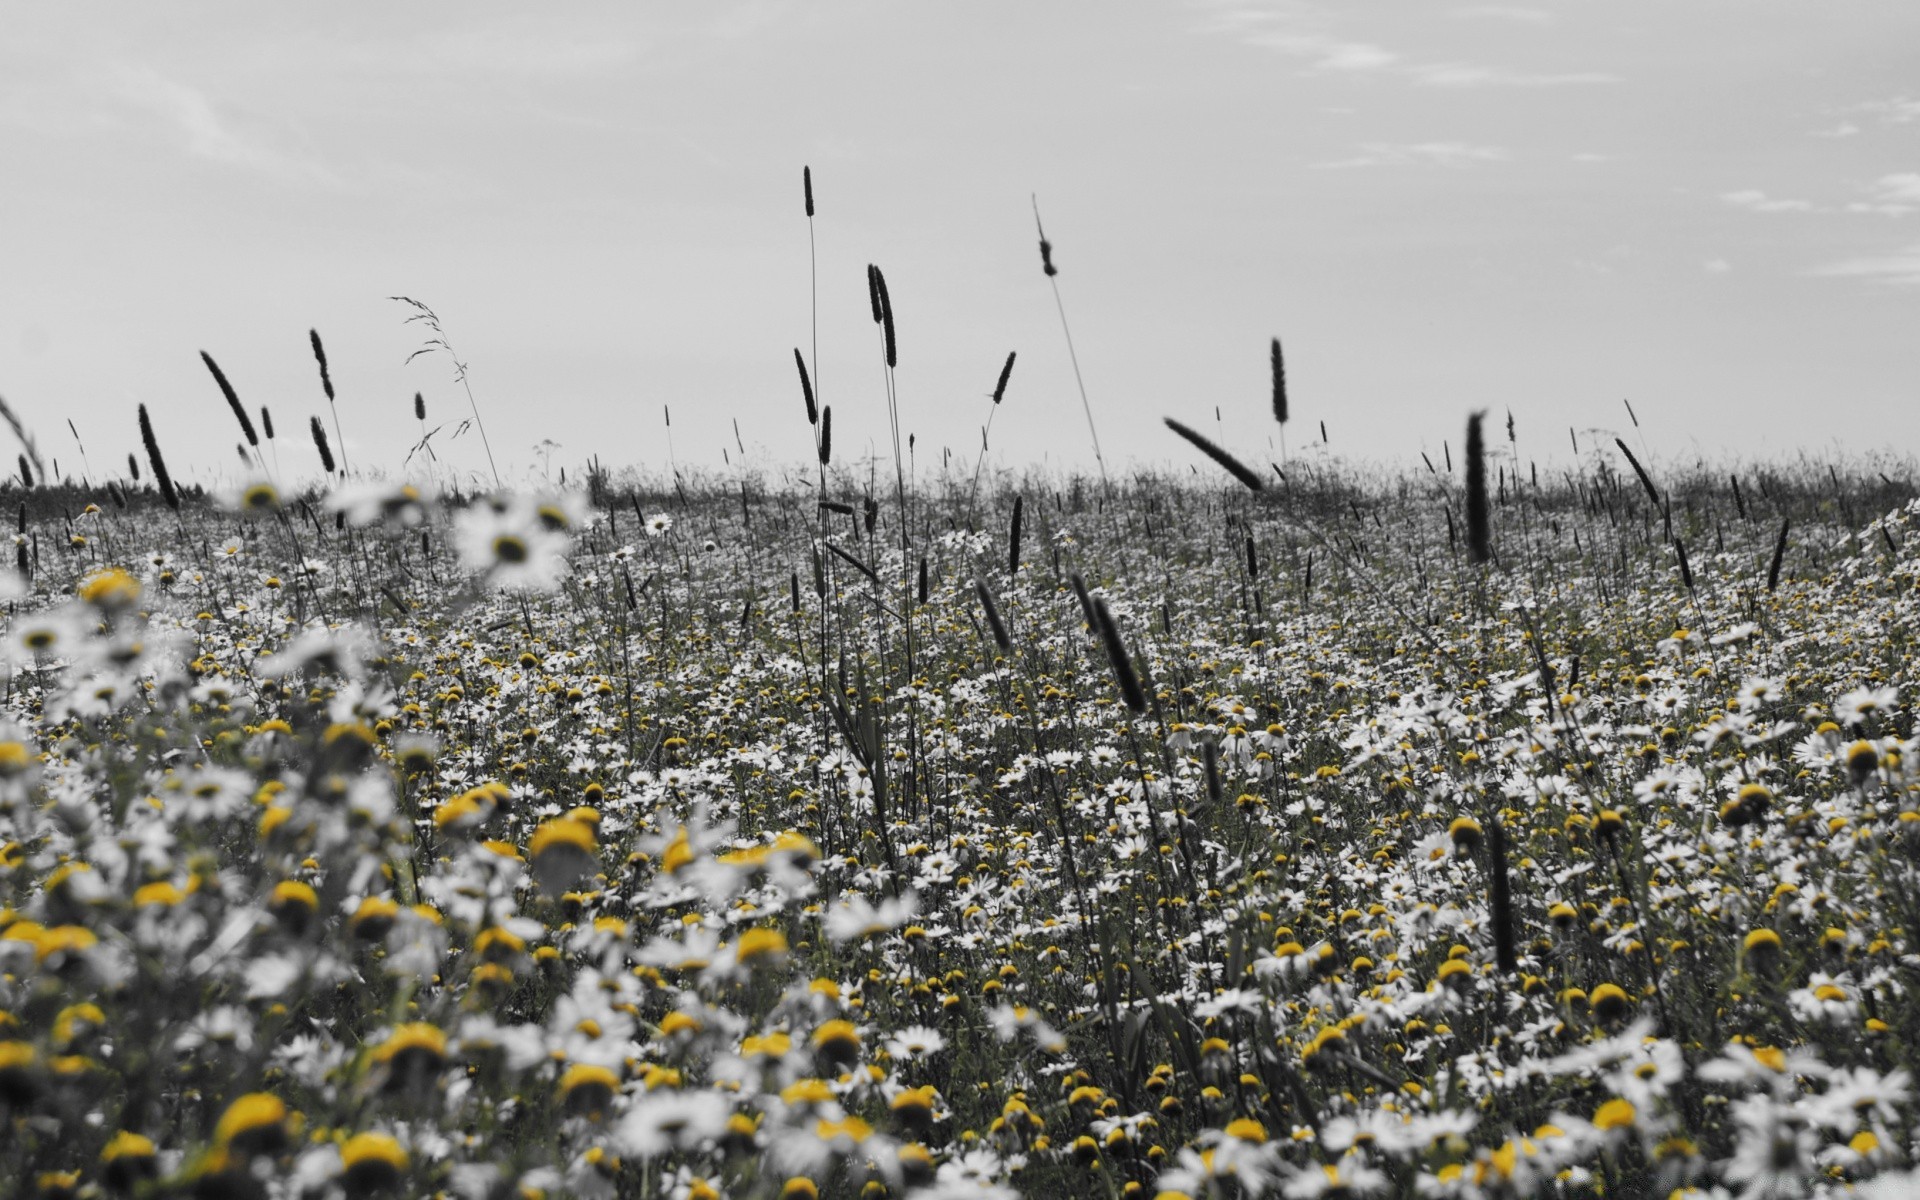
left=340, top=1131, right=409, bottom=1194
left=1592, top=1097, right=1636, bottom=1131
left=558, top=1063, right=621, bottom=1117
left=78, top=568, right=141, bottom=609
left=214, top=1092, right=297, bottom=1156
left=736, top=927, right=790, bottom=966
left=811, top=1019, right=862, bottom=1066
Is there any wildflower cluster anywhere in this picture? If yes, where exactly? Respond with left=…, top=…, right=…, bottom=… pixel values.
left=3, top=470, right=1920, bottom=1200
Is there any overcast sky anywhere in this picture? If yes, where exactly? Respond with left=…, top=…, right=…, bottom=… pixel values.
left=4, top=2, right=1918, bottom=488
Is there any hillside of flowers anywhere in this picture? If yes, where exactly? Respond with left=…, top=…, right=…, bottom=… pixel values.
left=4, top=459, right=1920, bottom=1199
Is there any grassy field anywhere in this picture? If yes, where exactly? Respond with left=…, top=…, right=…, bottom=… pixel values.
left=3, top=446, right=1920, bottom=1199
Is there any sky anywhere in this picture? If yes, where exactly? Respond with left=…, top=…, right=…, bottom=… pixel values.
left=3, top=1, right=1918, bottom=489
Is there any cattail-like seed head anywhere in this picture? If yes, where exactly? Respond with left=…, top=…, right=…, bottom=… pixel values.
left=1008, top=494, right=1023, bottom=576
left=1615, top=438, right=1661, bottom=509
left=310, top=329, right=334, bottom=402
left=1069, top=572, right=1096, bottom=631
left=17, top=455, right=30, bottom=489
left=1489, top=817, right=1516, bottom=974
left=917, top=557, right=929, bottom=605
left=818, top=406, right=832, bottom=466
left=1090, top=592, right=1147, bottom=714
left=976, top=578, right=1012, bottom=654
left=1465, top=412, right=1490, bottom=564
left=1164, top=418, right=1263, bottom=492
left=127, top=452, right=140, bottom=481
left=202, top=351, right=258, bottom=447
left=790, top=570, right=801, bottom=615
left=866, top=264, right=883, bottom=324
left=869, top=265, right=896, bottom=368
left=1270, top=337, right=1288, bottom=426
left=260, top=406, right=274, bottom=440
left=992, top=352, right=1016, bottom=405
left=310, top=415, right=336, bottom=474
left=414, top=392, right=426, bottom=422
left=1675, top=538, right=1694, bottom=592
left=138, top=404, right=178, bottom=510
left=803, top=165, right=814, bottom=218
left=794, top=349, right=817, bottom=425
left=1768, top=519, right=1790, bottom=592
left=1202, top=738, right=1223, bottom=811
left=1245, top=534, right=1258, bottom=581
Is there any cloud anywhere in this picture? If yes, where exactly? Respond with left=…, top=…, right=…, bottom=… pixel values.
left=1317, top=141, right=1509, bottom=169
left=111, top=67, right=342, bottom=187
left=1410, top=63, right=1619, bottom=87
left=407, top=28, right=646, bottom=75
left=1853, top=96, right=1920, bottom=126
left=1814, top=244, right=1920, bottom=286
left=1703, top=259, right=1732, bottom=274
left=1721, top=189, right=1813, bottom=214
left=1240, top=29, right=1400, bottom=72
left=1843, top=174, right=1920, bottom=217
left=1199, top=3, right=1616, bottom=88
left=1452, top=5, right=1552, bottom=22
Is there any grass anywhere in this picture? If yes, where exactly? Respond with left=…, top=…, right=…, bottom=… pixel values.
left=0, top=440, right=1918, bottom=1198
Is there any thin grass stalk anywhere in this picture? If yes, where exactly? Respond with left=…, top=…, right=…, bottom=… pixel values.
left=1032, top=195, right=1107, bottom=487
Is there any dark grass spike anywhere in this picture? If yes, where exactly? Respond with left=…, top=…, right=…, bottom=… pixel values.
left=917, top=557, right=929, bottom=605
left=1445, top=505, right=1457, bottom=549
left=991, top=352, right=1016, bottom=405
left=414, top=393, right=426, bottom=421
left=803, top=165, right=813, bottom=218
left=1202, top=738, right=1224, bottom=811
left=1465, top=412, right=1490, bottom=564
left=1731, top=473, right=1746, bottom=520
left=1489, top=818, right=1517, bottom=975
left=794, top=349, right=817, bottom=425
left=128, top=452, right=139, bottom=481
left=260, top=407, right=274, bottom=441
left=818, top=406, right=832, bottom=466
left=310, top=416, right=336, bottom=474
left=1245, top=533, right=1258, bottom=581
left=826, top=541, right=877, bottom=586
left=790, top=571, right=802, bottom=615
left=1069, top=572, right=1096, bottom=631
left=872, top=267, right=897, bottom=368
left=1615, top=437, right=1661, bottom=509
left=1033, top=198, right=1057, bottom=277
left=310, top=330, right=334, bottom=401
left=866, top=264, right=883, bottom=325
left=976, top=578, right=1012, bottom=653
left=202, top=351, right=257, bottom=447
left=1009, top=495, right=1024, bottom=576
left=138, top=404, right=178, bottom=509
left=1768, top=519, right=1790, bottom=592
left=1164, top=418, right=1263, bottom=492
left=1675, top=538, right=1694, bottom=592
left=1270, top=337, right=1287, bottom=426
left=1090, top=593, right=1148, bottom=713
left=16, top=456, right=30, bottom=489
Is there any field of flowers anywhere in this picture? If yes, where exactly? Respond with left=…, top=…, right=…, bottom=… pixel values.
left=5, top=456, right=1920, bottom=1199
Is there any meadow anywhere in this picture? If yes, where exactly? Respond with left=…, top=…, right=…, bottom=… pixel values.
left=4, top=426, right=1920, bottom=1200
